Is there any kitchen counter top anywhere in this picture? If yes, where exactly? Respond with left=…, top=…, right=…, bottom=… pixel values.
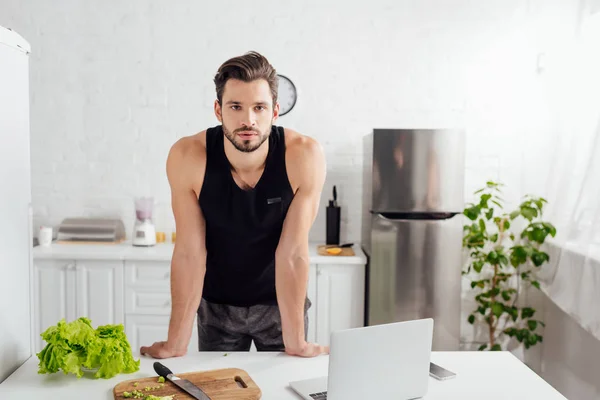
left=0, top=351, right=566, bottom=399
left=32, top=242, right=367, bottom=264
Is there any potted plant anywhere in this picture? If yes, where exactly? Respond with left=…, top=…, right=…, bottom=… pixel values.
left=462, top=181, right=556, bottom=351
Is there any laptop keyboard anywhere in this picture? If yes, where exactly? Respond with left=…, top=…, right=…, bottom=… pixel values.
left=309, top=392, right=327, bottom=399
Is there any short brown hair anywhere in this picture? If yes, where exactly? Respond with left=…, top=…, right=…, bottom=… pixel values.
left=213, top=51, right=278, bottom=106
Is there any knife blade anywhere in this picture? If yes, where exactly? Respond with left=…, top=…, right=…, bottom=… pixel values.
left=154, top=362, right=211, bottom=400
left=324, top=242, right=353, bottom=248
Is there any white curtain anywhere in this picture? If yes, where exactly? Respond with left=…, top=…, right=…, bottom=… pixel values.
left=537, top=8, right=600, bottom=340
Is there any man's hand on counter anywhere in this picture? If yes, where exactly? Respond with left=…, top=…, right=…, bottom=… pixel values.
left=285, top=342, right=330, bottom=358
left=140, top=341, right=187, bottom=359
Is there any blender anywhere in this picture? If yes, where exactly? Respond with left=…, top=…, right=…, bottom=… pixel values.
left=132, top=197, right=156, bottom=246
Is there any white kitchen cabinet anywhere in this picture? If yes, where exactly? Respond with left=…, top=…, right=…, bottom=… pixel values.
left=32, top=243, right=367, bottom=353
left=315, top=263, right=366, bottom=346
left=124, top=260, right=197, bottom=355
left=125, top=315, right=198, bottom=355
left=33, top=260, right=124, bottom=352
left=33, top=260, right=77, bottom=352
left=75, top=260, right=124, bottom=327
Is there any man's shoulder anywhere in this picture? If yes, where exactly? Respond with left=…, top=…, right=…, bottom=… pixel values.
left=169, top=130, right=208, bottom=164
left=282, top=128, right=325, bottom=190
left=282, top=127, right=323, bottom=160
left=166, top=131, right=209, bottom=192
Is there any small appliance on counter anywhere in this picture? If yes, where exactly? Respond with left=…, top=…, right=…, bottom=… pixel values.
left=132, top=197, right=156, bottom=247
left=56, top=218, right=126, bottom=243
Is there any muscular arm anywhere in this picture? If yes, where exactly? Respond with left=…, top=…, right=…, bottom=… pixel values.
left=141, top=138, right=207, bottom=358
left=275, top=137, right=327, bottom=356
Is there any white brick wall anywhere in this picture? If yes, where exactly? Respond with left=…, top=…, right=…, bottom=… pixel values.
left=1, top=0, right=579, bottom=243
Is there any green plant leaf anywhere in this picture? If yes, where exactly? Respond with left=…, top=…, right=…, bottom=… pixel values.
left=490, top=344, right=502, bottom=351
left=521, top=307, right=535, bottom=319
left=506, top=305, right=519, bottom=321
left=503, top=327, right=516, bottom=337
left=542, top=222, right=557, bottom=237
left=491, top=303, right=504, bottom=318
left=480, top=193, right=492, bottom=208
left=510, top=210, right=520, bottom=220
left=510, top=246, right=528, bottom=267
left=468, top=315, right=475, bottom=324
left=479, top=218, right=487, bottom=233
left=471, top=279, right=489, bottom=289
left=531, top=250, right=550, bottom=266
left=478, top=344, right=487, bottom=351
left=528, top=333, right=540, bottom=347
left=492, top=200, right=503, bottom=209
left=486, top=208, right=494, bottom=220
left=503, top=220, right=510, bottom=230
left=487, top=251, right=499, bottom=264
left=527, top=320, right=538, bottom=331
left=501, top=290, right=512, bottom=301
left=490, top=233, right=499, bottom=243
left=521, top=206, right=538, bottom=221
left=464, top=206, right=479, bottom=221
left=510, top=233, right=515, bottom=240
left=473, top=261, right=484, bottom=273
left=525, top=224, right=549, bottom=244
left=498, top=255, right=509, bottom=267
left=531, top=280, right=541, bottom=290
left=538, top=321, right=546, bottom=327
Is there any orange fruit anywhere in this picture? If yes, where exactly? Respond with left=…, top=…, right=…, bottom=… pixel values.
left=326, top=247, right=342, bottom=255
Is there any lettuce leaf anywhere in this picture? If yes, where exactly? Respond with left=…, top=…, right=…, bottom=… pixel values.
left=36, top=317, right=140, bottom=379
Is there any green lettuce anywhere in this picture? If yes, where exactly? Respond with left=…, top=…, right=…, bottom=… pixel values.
left=37, top=317, right=140, bottom=379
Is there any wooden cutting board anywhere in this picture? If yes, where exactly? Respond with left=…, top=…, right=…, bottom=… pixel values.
left=317, top=244, right=356, bottom=256
left=113, top=368, right=261, bottom=400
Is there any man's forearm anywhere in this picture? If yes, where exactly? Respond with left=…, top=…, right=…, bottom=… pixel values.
left=167, top=253, right=206, bottom=352
left=276, top=251, right=309, bottom=350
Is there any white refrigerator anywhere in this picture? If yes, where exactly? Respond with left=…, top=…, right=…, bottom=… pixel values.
left=0, top=25, right=33, bottom=383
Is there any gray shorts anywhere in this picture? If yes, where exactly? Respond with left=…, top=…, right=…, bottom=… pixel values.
left=196, top=297, right=312, bottom=352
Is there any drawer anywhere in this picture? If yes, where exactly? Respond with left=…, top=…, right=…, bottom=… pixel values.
left=125, top=261, right=171, bottom=287
left=125, top=287, right=171, bottom=315
left=125, top=314, right=198, bottom=354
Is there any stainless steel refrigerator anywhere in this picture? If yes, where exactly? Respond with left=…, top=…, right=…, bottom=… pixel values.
left=361, top=129, right=465, bottom=351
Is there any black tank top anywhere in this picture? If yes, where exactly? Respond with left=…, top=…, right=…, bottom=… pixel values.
left=199, top=125, right=294, bottom=306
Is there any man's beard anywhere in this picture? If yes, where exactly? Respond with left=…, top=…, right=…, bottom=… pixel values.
left=223, top=123, right=271, bottom=153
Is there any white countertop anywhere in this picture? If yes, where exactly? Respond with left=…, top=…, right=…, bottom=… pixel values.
left=32, top=242, right=367, bottom=264
left=0, top=351, right=566, bottom=399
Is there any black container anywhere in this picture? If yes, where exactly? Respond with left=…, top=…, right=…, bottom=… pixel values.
left=326, top=204, right=340, bottom=245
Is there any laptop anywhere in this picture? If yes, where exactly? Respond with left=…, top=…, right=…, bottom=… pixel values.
left=289, top=318, right=433, bottom=400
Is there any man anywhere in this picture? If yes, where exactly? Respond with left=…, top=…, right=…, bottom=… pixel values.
left=140, top=51, right=328, bottom=359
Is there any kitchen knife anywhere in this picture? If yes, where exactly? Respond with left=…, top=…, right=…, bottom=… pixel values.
left=324, top=243, right=353, bottom=248
left=154, top=362, right=211, bottom=400
left=333, top=185, right=338, bottom=207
